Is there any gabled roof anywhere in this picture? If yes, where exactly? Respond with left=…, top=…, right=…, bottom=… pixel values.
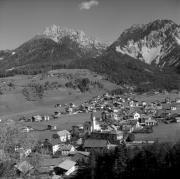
left=15, top=161, right=34, bottom=174
left=57, top=144, right=74, bottom=151
left=83, top=139, right=109, bottom=148
left=58, top=159, right=76, bottom=171
left=70, top=151, right=90, bottom=156
left=40, top=157, right=70, bottom=168
left=57, top=130, right=70, bottom=137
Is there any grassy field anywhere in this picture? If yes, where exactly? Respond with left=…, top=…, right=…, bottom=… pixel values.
left=135, top=123, right=180, bottom=143
left=0, top=69, right=118, bottom=120
left=1, top=70, right=180, bottom=143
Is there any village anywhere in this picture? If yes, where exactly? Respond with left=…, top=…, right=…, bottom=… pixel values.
left=1, top=90, right=180, bottom=179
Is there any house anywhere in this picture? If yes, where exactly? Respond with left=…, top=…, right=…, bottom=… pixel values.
left=70, top=151, right=90, bottom=164
left=133, top=112, right=141, bottom=120
left=176, top=98, right=180, bottom=103
left=53, top=112, right=61, bottom=119
left=17, top=148, right=32, bottom=159
left=55, top=159, right=77, bottom=176
left=39, top=157, right=70, bottom=175
left=83, top=139, right=110, bottom=152
left=72, top=124, right=84, bottom=137
left=121, top=124, right=134, bottom=133
left=175, top=117, right=180, bottom=123
left=43, top=115, right=50, bottom=121
left=129, top=101, right=135, bottom=107
left=15, top=161, right=34, bottom=176
left=90, top=130, right=124, bottom=144
left=32, top=115, right=42, bottom=122
left=145, top=119, right=158, bottom=126
left=21, top=126, right=33, bottom=133
left=113, top=113, right=119, bottom=120
left=57, top=130, right=71, bottom=142
left=142, top=101, right=147, bottom=106
left=54, top=144, right=76, bottom=156
left=171, top=105, right=177, bottom=111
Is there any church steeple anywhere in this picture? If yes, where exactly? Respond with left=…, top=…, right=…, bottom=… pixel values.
left=91, top=112, right=96, bottom=132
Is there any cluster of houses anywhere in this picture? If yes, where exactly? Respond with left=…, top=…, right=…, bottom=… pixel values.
left=1, top=92, right=180, bottom=178
left=21, top=91, right=180, bottom=125
left=53, top=93, right=180, bottom=127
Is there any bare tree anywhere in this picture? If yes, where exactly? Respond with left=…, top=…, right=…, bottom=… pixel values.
left=0, top=122, right=39, bottom=178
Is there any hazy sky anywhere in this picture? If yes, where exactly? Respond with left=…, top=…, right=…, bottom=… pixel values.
left=0, top=0, right=179, bottom=50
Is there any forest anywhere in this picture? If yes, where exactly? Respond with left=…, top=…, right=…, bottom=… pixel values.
left=72, top=141, right=180, bottom=179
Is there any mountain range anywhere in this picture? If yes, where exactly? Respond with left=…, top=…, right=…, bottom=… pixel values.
left=111, top=19, right=180, bottom=73
left=0, top=19, right=180, bottom=90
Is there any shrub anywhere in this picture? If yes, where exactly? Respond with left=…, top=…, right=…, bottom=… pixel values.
left=22, top=83, right=44, bottom=101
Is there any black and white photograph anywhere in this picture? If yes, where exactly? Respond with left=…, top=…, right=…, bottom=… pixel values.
left=0, top=0, right=180, bottom=178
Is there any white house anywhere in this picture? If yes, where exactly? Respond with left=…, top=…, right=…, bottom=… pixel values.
left=145, top=119, right=157, bottom=126
left=32, top=115, right=42, bottom=122
left=175, top=117, right=180, bottom=123
left=53, top=144, right=75, bottom=156
left=113, top=113, right=119, bottom=120
left=57, top=130, right=71, bottom=142
left=129, top=101, right=135, bottom=107
left=171, top=106, right=177, bottom=111
left=142, top=101, right=147, bottom=106
left=133, top=112, right=141, bottom=120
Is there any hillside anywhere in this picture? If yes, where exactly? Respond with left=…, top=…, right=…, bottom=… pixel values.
left=0, top=25, right=107, bottom=75
left=0, top=20, right=180, bottom=91
left=0, top=69, right=118, bottom=119
left=111, top=19, right=180, bottom=72
left=69, top=49, right=180, bottom=91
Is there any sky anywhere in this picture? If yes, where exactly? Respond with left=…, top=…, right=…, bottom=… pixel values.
left=0, top=0, right=179, bottom=50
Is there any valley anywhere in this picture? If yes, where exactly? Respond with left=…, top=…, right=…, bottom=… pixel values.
left=0, top=69, right=118, bottom=119
left=1, top=18, right=180, bottom=179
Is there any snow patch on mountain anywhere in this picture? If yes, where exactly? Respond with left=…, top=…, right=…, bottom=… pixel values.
left=116, top=46, right=125, bottom=54
left=113, top=19, right=180, bottom=69
left=141, top=45, right=162, bottom=64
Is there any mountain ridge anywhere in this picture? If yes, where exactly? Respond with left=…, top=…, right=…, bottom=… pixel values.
left=0, top=19, right=180, bottom=91
left=111, top=19, right=180, bottom=72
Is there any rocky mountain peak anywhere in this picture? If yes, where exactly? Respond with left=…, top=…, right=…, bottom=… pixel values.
left=112, top=19, right=180, bottom=68
left=43, top=24, right=107, bottom=51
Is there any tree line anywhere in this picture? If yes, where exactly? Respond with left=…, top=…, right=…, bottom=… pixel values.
left=72, top=141, right=180, bottom=179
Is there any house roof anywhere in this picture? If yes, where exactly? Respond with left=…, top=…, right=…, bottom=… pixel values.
left=15, top=161, right=34, bottom=174
left=57, top=130, right=70, bottom=137
left=51, top=139, right=61, bottom=146
left=57, top=144, right=74, bottom=151
left=145, top=119, right=157, bottom=123
left=38, top=131, right=57, bottom=142
left=70, top=151, right=90, bottom=156
left=40, top=157, right=70, bottom=167
left=83, top=139, right=108, bottom=148
left=58, top=159, right=76, bottom=171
